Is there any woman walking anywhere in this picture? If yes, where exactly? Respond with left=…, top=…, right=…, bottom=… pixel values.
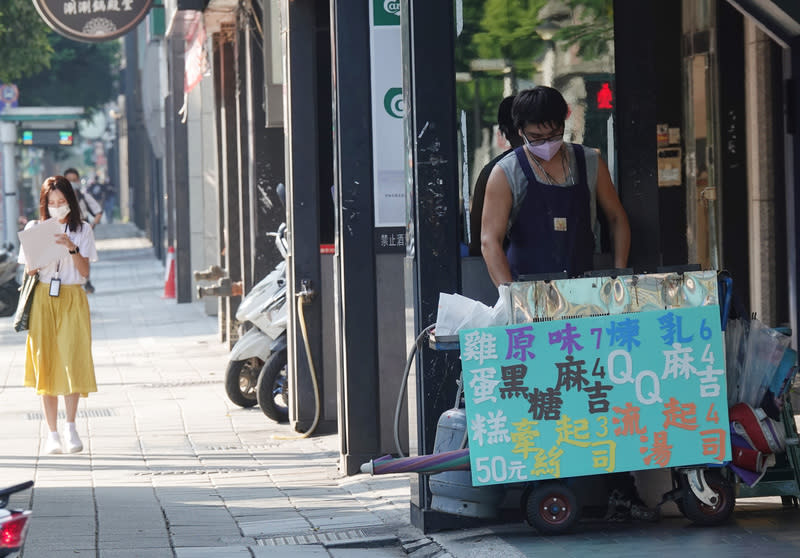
left=18, top=176, right=98, bottom=454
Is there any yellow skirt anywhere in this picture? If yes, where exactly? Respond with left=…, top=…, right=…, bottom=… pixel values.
left=24, top=282, right=97, bottom=397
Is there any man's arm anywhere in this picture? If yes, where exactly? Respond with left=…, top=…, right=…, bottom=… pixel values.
left=83, top=191, right=103, bottom=228
left=595, top=157, right=630, bottom=268
left=481, top=166, right=514, bottom=287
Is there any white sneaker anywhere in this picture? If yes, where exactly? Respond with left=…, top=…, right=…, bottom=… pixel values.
left=64, top=429, right=83, bottom=453
left=43, top=433, right=62, bottom=455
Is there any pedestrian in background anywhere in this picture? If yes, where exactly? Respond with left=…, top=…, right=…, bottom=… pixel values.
left=17, top=176, right=98, bottom=454
left=64, top=168, right=101, bottom=293
left=468, top=95, right=523, bottom=256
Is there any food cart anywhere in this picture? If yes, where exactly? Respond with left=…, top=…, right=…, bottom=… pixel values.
left=428, top=270, right=800, bottom=534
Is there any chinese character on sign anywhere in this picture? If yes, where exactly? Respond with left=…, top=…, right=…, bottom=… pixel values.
left=584, top=380, right=613, bottom=413
left=471, top=413, right=487, bottom=447
left=78, top=0, right=91, bottom=13
left=506, top=326, right=536, bottom=361
left=530, top=446, right=564, bottom=478
left=106, top=0, right=120, bottom=10
left=554, top=355, right=589, bottom=392
left=510, top=418, right=540, bottom=459
left=507, top=460, right=529, bottom=481
left=548, top=322, right=584, bottom=355
left=121, top=0, right=134, bottom=9
left=92, top=0, right=106, bottom=11
left=526, top=387, right=563, bottom=421
left=468, top=368, right=500, bottom=404
left=462, top=331, right=498, bottom=364
left=591, top=440, right=616, bottom=472
left=662, top=343, right=696, bottom=380
left=700, top=429, right=727, bottom=461
left=662, top=397, right=698, bottom=430
left=641, top=431, right=673, bottom=467
left=658, top=313, right=694, bottom=345
left=606, top=317, right=641, bottom=351
left=499, top=364, right=529, bottom=399
left=694, top=365, right=725, bottom=397
left=64, top=1, right=77, bottom=14
left=612, top=401, right=646, bottom=436
left=485, top=410, right=511, bottom=445
left=555, top=415, right=590, bottom=447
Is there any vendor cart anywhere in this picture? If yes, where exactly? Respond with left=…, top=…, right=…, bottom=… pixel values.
left=423, top=269, right=800, bottom=534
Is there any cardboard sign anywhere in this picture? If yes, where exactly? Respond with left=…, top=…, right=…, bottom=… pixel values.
left=460, top=306, right=730, bottom=487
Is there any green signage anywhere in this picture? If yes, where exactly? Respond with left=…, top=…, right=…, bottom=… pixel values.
left=374, top=0, right=400, bottom=26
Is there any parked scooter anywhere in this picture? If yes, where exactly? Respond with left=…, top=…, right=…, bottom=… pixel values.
left=222, top=224, right=289, bottom=423
left=0, top=243, right=20, bottom=318
left=0, top=481, right=33, bottom=558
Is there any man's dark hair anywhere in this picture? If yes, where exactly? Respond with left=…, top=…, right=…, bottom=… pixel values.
left=512, top=86, right=568, bottom=131
left=497, top=95, right=516, bottom=140
left=63, top=168, right=80, bottom=179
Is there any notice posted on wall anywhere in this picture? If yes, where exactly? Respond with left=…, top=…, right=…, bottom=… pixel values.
left=459, top=306, right=731, bottom=487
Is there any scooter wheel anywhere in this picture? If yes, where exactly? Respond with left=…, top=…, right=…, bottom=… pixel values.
left=525, top=481, right=580, bottom=535
left=680, top=469, right=735, bottom=526
left=225, top=358, right=261, bottom=408
left=256, top=350, right=289, bottom=423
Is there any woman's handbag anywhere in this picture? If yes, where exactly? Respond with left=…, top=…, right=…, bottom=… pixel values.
left=13, top=273, right=38, bottom=332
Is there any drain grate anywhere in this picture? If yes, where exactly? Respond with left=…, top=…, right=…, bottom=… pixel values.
left=26, top=408, right=117, bottom=420
left=256, top=529, right=371, bottom=546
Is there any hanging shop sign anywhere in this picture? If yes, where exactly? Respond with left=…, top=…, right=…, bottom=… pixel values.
left=460, top=305, right=731, bottom=487
left=33, top=0, right=152, bottom=43
left=369, top=0, right=405, bottom=248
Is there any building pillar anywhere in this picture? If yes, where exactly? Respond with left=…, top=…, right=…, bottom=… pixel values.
left=745, top=20, right=780, bottom=325
left=0, top=122, right=17, bottom=248
left=400, top=0, right=463, bottom=531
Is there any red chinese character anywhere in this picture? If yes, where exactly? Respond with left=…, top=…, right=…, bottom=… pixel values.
left=662, top=397, right=698, bottom=431
left=700, top=429, right=727, bottom=462
left=612, top=402, right=647, bottom=436
left=641, top=431, right=672, bottom=467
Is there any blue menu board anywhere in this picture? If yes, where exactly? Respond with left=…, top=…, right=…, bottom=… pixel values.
left=459, top=306, right=731, bottom=487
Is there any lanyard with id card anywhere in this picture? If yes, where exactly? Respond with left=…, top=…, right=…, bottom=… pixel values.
left=50, top=224, right=67, bottom=297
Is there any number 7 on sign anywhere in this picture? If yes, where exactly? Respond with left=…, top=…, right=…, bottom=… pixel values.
left=591, top=328, right=602, bottom=349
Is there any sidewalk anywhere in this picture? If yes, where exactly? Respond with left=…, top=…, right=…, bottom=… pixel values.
left=0, top=223, right=455, bottom=558
left=3, top=223, right=800, bottom=558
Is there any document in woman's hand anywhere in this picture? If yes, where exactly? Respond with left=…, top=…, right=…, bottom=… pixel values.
left=17, top=218, right=70, bottom=270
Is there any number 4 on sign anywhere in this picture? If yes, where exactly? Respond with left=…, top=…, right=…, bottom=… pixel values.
left=701, top=343, right=714, bottom=365
left=706, top=403, right=719, bottom=424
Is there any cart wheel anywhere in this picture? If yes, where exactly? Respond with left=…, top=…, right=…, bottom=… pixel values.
left=681, top=470, right=735, bottom=526
left=525, top=481, right=580, bottom=535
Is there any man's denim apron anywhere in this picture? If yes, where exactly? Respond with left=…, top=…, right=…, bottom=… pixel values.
left=506, top=144, right=594, bottom=279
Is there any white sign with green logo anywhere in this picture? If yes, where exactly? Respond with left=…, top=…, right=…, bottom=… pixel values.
left=370, top=0, right=404, bottom=227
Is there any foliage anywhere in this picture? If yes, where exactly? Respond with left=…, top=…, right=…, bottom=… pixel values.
left=0, top=0, right=53, bottom=83
left=16, top=34, right=121, bottom=111
left=554, top=0, right=614, bottom=60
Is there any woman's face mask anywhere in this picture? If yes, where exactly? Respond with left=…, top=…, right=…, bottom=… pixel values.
left=49, top=205, right=70, bottom=220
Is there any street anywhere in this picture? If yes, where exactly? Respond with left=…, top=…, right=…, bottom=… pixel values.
left=1, top=224, right=800, bottom=558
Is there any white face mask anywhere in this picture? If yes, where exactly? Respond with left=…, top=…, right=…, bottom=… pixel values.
left=524, top=137, right=563, bottom=161
left=49, top=205, right=70, bottom=220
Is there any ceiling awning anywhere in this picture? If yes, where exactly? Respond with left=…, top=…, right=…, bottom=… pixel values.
left=727, top=0, right=800, bottom=47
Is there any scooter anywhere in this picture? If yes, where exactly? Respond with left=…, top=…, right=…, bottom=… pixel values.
left=0, top=481, right=33, bottom=558
left=223, top=224, right=289, bottom=423
left=0, top=244, right=20, bottom=318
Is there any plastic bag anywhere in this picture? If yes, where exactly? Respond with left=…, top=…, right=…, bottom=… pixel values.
left=738, top=319, right=791, bottom=407
left=435, top=286, right=509, bottom=337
